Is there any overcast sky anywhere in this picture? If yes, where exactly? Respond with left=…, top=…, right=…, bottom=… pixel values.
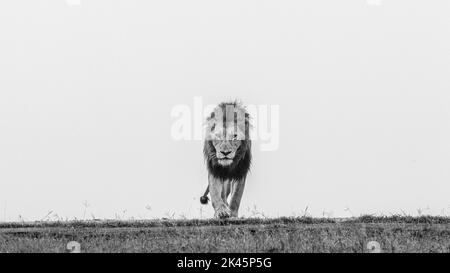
left=0, top=0, right=449, bottom=221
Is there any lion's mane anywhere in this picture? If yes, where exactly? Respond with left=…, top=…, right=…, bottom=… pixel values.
left=203, top=101, right=252, bottom=181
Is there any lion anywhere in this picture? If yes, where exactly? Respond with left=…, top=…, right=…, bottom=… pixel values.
left=199, top=101, right=252, bottom=219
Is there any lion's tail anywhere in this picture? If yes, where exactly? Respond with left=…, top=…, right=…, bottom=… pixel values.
left=199, top=186, right=209, bottom=205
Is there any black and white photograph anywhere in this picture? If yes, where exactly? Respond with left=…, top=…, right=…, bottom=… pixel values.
left=0, top=0, right=449, bottom=263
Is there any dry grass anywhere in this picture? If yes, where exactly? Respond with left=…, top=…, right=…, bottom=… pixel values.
left=0, top=216, right=449, bottom=253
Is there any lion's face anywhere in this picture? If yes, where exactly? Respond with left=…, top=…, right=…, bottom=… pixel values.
left=210, top=125, right=244, bottom=166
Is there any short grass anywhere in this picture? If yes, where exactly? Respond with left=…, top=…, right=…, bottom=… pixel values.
left=0, top=216, right=449, bottom=253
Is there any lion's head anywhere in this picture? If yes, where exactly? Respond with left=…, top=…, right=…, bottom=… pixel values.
left=203, top=101, right=252, bottom=181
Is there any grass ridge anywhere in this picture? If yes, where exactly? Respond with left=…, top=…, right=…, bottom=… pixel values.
left=1, top=215, right=449, bottom=229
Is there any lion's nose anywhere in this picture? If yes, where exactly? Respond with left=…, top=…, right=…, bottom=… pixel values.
left=220, top=151, right=231, bottom=157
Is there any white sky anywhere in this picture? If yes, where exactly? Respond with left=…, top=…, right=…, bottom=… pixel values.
left=0, top=1, right=449, bottom=221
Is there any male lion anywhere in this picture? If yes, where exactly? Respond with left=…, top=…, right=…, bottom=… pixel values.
left=200, top=101, right=252, bottom=219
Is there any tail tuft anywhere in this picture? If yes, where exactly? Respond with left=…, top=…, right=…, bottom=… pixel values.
left=200, top=195, right=209, bottom=205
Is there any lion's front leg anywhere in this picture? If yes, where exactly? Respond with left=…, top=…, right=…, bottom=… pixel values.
left=229, top=178, right=246, bottom=218
left=208, top=175, right=231, bottom=219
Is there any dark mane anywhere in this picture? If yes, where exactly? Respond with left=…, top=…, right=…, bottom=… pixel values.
left=203, top=101, right=252, bottom=181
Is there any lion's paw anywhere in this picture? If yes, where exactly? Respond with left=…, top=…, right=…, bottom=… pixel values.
left=214, top=205, right=231, bottom=219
